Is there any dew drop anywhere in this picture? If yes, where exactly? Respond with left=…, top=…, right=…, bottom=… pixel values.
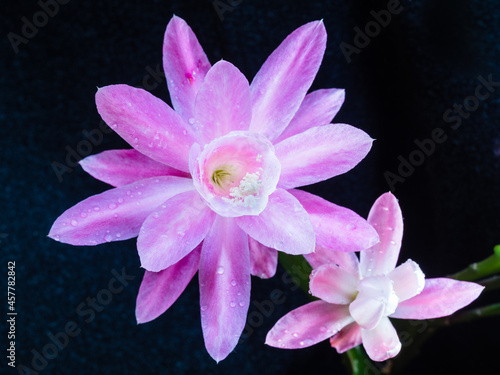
left=177, top=231, right=185, bottom=237
left=390, top=240, right=396, bottom=245
left=347, top=224, right=357, bottom=231
left=80, top=212, right=87, bottom=218
left=200, top=305, right=208, bottom=312
left=320, top=326, right=327, bottom=332
left=387, top=226, right=393, bottom=231
left=230, top=301, right=236, bottom=308
left=231, top=279, right=237, bottom=286
left=108, top=203, right=117, bottom=210
left=104, top=234, right=113, bottom=242
left=238, top=301, right=245, bottom=307
left=70, top=220, right=78, bottom=227
left=299, top=341, right=304, bottom=346
left=116, top=233, right=121, bottom=238
left=152, top=212, right=159, bottom=218
left=93, top=206, right=100, bottom=211
left=382, top=206, right=389, bottom=211
left=188, top=118, right=195, bottom=125
left=54, top=235, right=60, bottom=241
left=292, top=332, right=299, bottom=338
left=118, top=198, right=124, bottom=203
left=217, top=266, right=224, bottom=275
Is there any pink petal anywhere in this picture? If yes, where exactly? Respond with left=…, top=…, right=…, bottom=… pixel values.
left=361, top=317, right=402, bottom=362
left=391, top=278, right=484, bottom=319
left=95, top=85, right=197, bottom=172
left=136, top=246, right=201, bottom=324
left=48, top=176, right=194, bottom=245
left=137, top=190, right=215, bottom=272
left=194, top=60, right=252, bottom=144
left=265, top=300, right=353, bottom=349
left=329, top=322, right=362, bottom=354
left=248, top=237, right=278, bottom=279
left=236, top=188, right=315, bottom=255
left=290, top=189, right=379, bottom=252
left=249, top=21, right=327, bottom=141
left=162, top=15, right=211, bottom=121
left=305, top=246, right=360, bottom=278
left=199, top=216, right=251, bottom=362
left=276, top=124, right=373, bottom=189
left=309, top=264, right=358, bottom=305
left=388, top=259, right=425, bottom=302
left=349, top=296, right=385, bottom=331
left=360, top=192, right=403, bottom=277
left=275, top=88, right=345, bottom=143
left=79, top=149, right=189, bottom=187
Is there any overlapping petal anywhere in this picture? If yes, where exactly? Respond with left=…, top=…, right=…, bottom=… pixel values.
left=309, top=264, right=358, bottom=305
left=199, top=216, right=250, bottom=362
left=137, top=190, right=215, bottom=272
left=136, top=246, right=201, bottom=324
left=194, top=60, right=252, bottom=144
left=266, top=301, right=353, bottom=349
left=249, top=20, right=327, bottom=141
left=80, top=149, right=189, bottom=187
left=49, top=176, right=194, bottom=245
left=329, top=322, right=362, bottom=354
left=248, top=237, right=278, bottom=279
left=360, top=192, right=403, bottom=277
left=275, top=88, right=345, bottom=143
left=305, top=245, right=360, bottom=278
left=276, top=124, right=373, bottom=189
left=163, top=15, right=211, bottom=121
left=388, top=259, right=425, bottom=302
left=96, top=85, right=197, bottom=172
left=361, top=317, right=401, bottom=362
left=236, top=188, right=315, bottom=255
left=391, top=278, right=484, bottom=319
left=291, top=189, right=379, bottom=252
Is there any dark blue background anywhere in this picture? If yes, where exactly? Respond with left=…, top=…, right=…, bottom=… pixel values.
left=1, top=0, right=499, bottom=374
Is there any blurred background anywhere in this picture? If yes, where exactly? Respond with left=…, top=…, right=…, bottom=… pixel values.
left=1, top=0, right=499, bottom=374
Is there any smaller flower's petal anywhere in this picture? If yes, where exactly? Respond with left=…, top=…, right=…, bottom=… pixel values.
left=391, top=278, right=484, bottom=319
left=137, top=191, right=216, bottom=272
left=194, top=60, right=252, bottom=144
left=266, top=301, right=353, bottom=349
left=310, top=264, right=358, bottom=305
left=250, top=21, right=327, bottom=141
left=388, top=259, right=425, bottom=302
left=96, top=85, right=197, bottom=172
left=248, top=237, right=278, bottom=279
left=275, top=88, right=345, bottom=143
left=329, top=322, right=362, bottom=354
left=136, top=246, right=201, bottom=324
left=79, top=149, right=189, bottom=187
left=236, top=188, right=315, bottom=255
left=48, top=176, right=194, bottom=245
left=360, top=192, right=403, bottom=277
left=290, top=189, right=379, bottom=253
left=163, top=15, right=211, bottom=121
left=199, top=216, right=250, bottom=362
left=361, top=317, right=402, bottom=362
left=276, top=124, right=373, bottom=189
left=349, top=296, right=385, bottom=330
left=305, top=246, right=360, bottom=278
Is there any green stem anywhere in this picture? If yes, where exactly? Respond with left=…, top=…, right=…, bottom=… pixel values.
left=478, top=275, right=500, bottom=291
left=448, top=245, right=500, bottom=281
left=346, top=346, right=383, bottom=375
left=439, top=303, right=500, bottom=326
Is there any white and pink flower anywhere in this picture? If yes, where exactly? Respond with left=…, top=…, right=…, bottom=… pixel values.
left=49, top=16, right=378, bottom=361
left=266, top=192, right=484, bottom=361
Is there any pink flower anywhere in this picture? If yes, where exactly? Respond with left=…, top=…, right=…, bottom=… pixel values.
left=266, top=192, right=484, bottom=361
left=49, top=16, right=378, bottom=361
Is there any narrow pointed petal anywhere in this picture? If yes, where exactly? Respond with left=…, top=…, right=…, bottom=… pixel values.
left=137, top=190, right=215, bottom=272
left=96, top=85, right=197, bottom=172
left=290, top=189, right=379, bottom=252
left=391, top=278, right=484, bottom=319
left=248, top=237, right=278, bottom=279
left=199, top=216, right=250, bottom=362
left=194, top=60, right=252, bottom=144
left=79, top=149, right=189, bottom=187
left=163, top=15, right=211, bottom=120
left=136, top=246, right=201, bottom=324
left=266, top=301, right=353, bottom=349
left=330, top=322, right=362, bottom=354
left=388, top=259, right=425, bottom=302
left=361, top=317, right=401, bottom=361
left=48, top=176, right=194, bottom=245
left=276, top=124, right=373, bottom=189
left=360, top=192, right=403, bottom=277
left=309, top=264, right=358, bottom=304
left=250, top=21, right=327, bottom=141
left=275, top=88, right=345, bottom=143
left=305, top=246, right=360, bottom=278
left=236, top=188, right=315, bottom=255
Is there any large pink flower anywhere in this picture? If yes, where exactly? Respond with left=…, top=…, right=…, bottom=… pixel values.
left=266, top=192, right=484, bottom=361
left=49, top=16, right=378, bottom=361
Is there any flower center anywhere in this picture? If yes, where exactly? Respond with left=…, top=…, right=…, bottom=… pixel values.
left=190, top=131, right=281, bottom=217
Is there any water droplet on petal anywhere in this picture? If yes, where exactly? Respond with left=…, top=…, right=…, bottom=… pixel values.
left=93, top=206, right=100, bottom=211
left=230, top=301, right=236, bottom=308
left=118, top=198, right=124, bottom=203
left=80, top=212, right=87, bottom=218
left=390, top=240, right=396, bottom=245
left=200, top=305, right=207, bottom=312
left=104, top=234, right=113, bottom=242
left=116, top=233, right=121, bottom=238
left=231, top=279, right=237, bottom=287
left=217, top=266, right=224, bottom=275
left=238, top=301, right=245, bottom=307
left=70, top=220, right=78, bottom=227
left=292, top=332, right=299, bottom=338
left=108, top=203, right=117, bottom=209
left=177, top=231, right=185, bottom=237
left=347, top=224, right=357, bottom=231
left=152, top=212, right=159, bottom=218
